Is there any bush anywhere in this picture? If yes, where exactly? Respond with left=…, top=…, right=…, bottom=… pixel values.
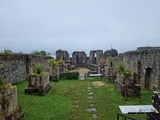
left=0, top=76, right=11, bottom=92
left=115, top=62, right=132, bottom=75
left=60, top=71, right=79, bottom=80
left=32, top=64, right=45, bottom=75
left=0, top=76, right=5, bottom=85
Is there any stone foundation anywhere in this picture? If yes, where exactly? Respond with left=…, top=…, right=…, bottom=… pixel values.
left=0, top=86, right=24, bottom=120
left=25, top=73, right=51, bottom=95
left=49, top=66, right=60, bottom=82
left=105, top=67, right=116, bottom=82
left=115, top=80, right=141, bottom=97
left=151, top=91, right=160, bottom=119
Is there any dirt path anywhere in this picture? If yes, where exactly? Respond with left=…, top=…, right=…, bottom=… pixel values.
left=76, top=68, right=90, bottom=78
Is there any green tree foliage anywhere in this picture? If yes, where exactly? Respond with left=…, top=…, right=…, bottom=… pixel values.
left=39, top=50, right=46, bottom=56
left=31, top=50, right=46, bottom=56
left=104, top=49, right=118, bottom=57
left=18, top=52, right=23, bottom=54
left=1, top=50, right=13, bottom=54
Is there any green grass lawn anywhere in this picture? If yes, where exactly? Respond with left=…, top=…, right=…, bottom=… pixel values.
left=17, top=78, right=152, bottom=120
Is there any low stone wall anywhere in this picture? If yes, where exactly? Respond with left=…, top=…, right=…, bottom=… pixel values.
left=26, top=55, right=50, bottom=74
left=115, top=81, right=141, bottom=97
left=25, top=73, right=51, bottom=95
left=115, top=80, right=124, bottom=95
left=0, top=54, right=50, bottom=84
left=152, top=91, right=160, bottom=119
left=105, top=67, right=116, bottom=82
left=0, top=86, right=24, bottom=119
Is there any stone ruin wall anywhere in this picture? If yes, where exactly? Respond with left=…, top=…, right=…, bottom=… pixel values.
left=89, top=50, right=104, bottom=65
left=72, top=51, right=87, bottom=67
left=56, top=49, right=107, bottom=73
left=0, top=54, right=27, bottom=84
left=116, top=48, right=160, bottom=90
left=56, top=50, right=69, bottom=61
left=0, top=54, right=50, bottom=84
left=26, top=55, right=50, bottom=74
left=0, top=86, right=23, bottom=119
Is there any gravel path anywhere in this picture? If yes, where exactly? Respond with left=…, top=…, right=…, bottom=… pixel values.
left=76, top=68, right=90, bottom=78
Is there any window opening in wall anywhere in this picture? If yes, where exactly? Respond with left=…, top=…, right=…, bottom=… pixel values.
left=145, top=67, right=152, bottom=89
left=93, top=53, right=97, bottom=64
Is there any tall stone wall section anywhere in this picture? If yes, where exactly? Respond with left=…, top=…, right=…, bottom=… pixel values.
left=0, top=54, right=50, bottom=84
left=116, top=48, right=160, bottom=90
left=56, top=50, right=69, bottom=61
left=89, top=51, right=96, bottom=64
left=89, top=50, right=104, bottom=64
left=96, top=50, right=104, bottom=64
left=72, top=51, right=87, bottom=67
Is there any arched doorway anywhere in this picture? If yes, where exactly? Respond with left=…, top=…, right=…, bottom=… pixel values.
left=145, top=67, right=152, bottom=89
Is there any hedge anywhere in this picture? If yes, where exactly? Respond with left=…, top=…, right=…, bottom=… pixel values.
left=60, top=71, right=79, bottom=80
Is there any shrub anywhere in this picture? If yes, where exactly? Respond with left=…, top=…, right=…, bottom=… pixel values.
left=48, top=58, right=57, bottom=67
left=0, top=76, right=5, bottom=85
left=0, top=76, right=11, bottom=92
left=115, top=62, right=132, bottom=75
left=32, top=64, right=45, bottom=74
left=107, top=57, right=115, bottom=62
left=60, top=71, right=79, bottom=80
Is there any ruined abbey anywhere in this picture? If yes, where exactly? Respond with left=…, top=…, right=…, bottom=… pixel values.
left=0, top=47, right=160, bottom=90
left=56, top=47, right=160, bottom=90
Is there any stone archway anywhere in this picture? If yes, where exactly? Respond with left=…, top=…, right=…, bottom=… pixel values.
left=145, top=67, right=152, bottom=89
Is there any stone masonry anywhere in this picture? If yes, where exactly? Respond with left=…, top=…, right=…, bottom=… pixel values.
left=0, top=86, right=24, bottom=119
left=56, top=50, right=69, bottom=61
left=0, top=54, right=50, bottom=84
left=116, top=47, right=160, bottom=90
left=89, top=50, right=104, bottom=65
left=72, top=51, right=87, bottom=67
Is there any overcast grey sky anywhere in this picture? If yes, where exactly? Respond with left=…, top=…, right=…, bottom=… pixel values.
left=0, top=0, right=160, bottom=55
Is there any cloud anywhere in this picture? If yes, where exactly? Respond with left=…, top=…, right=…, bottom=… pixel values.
left=0, top=0, right=160, bottom=54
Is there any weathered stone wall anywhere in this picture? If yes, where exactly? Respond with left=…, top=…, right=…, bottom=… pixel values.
left=116, top=48, right=160, bottom=90
left=0, top=54, right=27, bottom=83
left=89, top=51, right=96, bottom=64
left=56, top=49, right=69, bottom=61
left=96, top=50, right=104, bottom=64
left=26, top=55, right=50, bottom=74
left=72, top=51, right=87, bottom=67
left=89, top=50, right=104, bottom=64
left=0, top=86, right=23, bottom=119
left=0, top=54, right=50, bottom=84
